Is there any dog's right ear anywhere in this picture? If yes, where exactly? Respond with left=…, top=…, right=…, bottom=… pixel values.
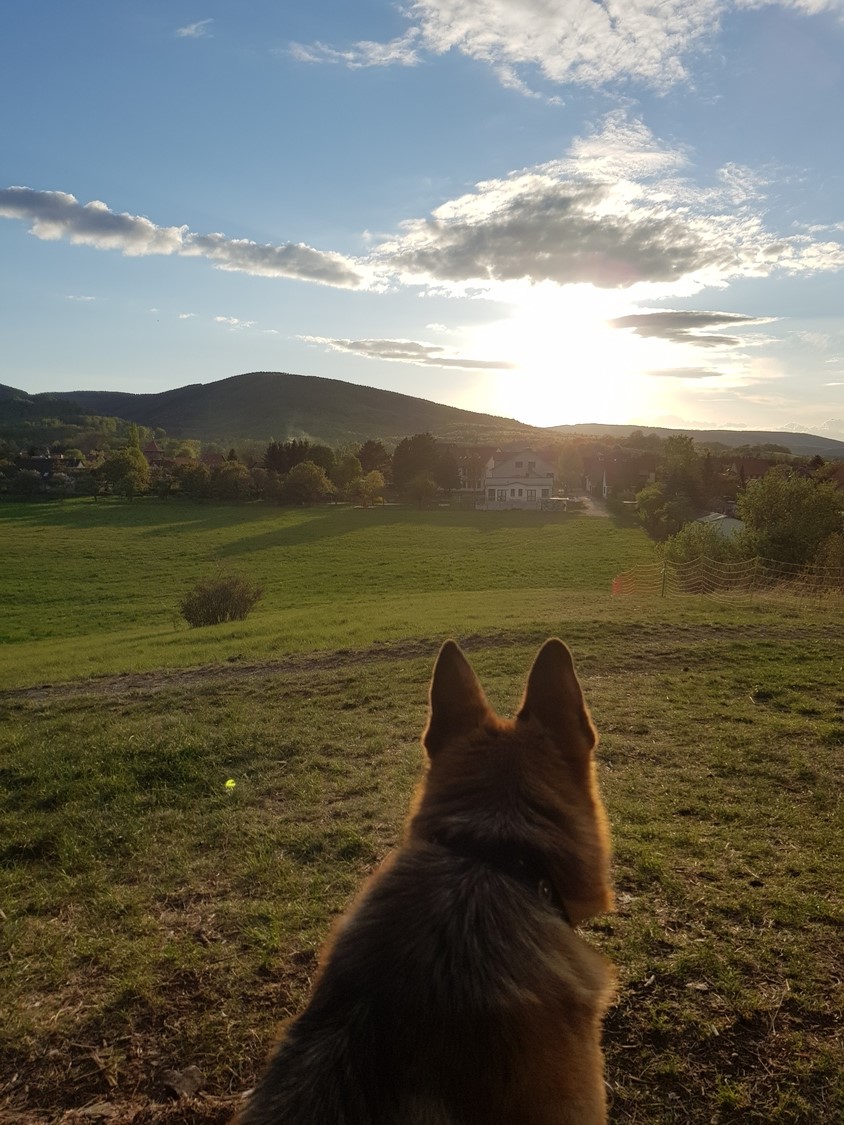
left=423, top=641, right=490, bottom=757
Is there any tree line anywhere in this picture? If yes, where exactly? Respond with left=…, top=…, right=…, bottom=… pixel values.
left=0, top=428, right=464, bottom=509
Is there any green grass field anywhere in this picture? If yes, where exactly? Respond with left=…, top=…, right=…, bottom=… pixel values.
left=1, top=498, right=842, bottom=1123
left=0, top=498, right=652, bottom=689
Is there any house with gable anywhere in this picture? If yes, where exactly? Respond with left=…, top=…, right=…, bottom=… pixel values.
left=141, top=438, right=166, bottom=465
left=441, top=443, right=501, bottom=496
left=479, top=450, right=556, bottom=510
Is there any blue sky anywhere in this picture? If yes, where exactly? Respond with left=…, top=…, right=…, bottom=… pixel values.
left=2, top=1, right=844, bottom=437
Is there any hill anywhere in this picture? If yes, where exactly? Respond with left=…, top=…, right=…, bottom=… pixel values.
left=2, top=372, right=843, bottom=456
left=43, top=371, right=543, bottom=447
left=548, top=421, right=844, bottom=458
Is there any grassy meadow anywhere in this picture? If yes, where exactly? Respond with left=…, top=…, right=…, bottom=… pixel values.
left=0, top=498, right=651, bottom=690
left=1, top=497, right=842, bottom=1123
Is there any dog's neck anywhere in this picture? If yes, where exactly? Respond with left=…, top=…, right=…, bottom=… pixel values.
left=421, top=833, right=573, bottom=927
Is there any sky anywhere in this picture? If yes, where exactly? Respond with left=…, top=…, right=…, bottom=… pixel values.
left=2, top=1, right=844, bottom=438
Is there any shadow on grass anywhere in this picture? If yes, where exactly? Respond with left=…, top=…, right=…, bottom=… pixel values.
left=215, top=505, right=582, bottom=557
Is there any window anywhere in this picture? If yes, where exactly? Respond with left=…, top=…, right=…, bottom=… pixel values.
left=518, top=488, right=523, bottom=497
left=497, top=489, right=507, bottom=501
left=515, top=460, right=523, bottom=468
left=528, top=460, right=536, bottom=473
left=541, top=488, right=550, bottom=498
left=526, top=489, right=536, bottom=501
left=487, top=488, right=495, bottom=500
left=510, top=488, right=516, bottom=497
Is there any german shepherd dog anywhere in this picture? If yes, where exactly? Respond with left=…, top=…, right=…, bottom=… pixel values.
left=238, top=639, right=615, bottom=1124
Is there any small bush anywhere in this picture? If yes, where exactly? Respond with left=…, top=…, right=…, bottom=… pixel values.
left=179, top=572, right=263, bottom=628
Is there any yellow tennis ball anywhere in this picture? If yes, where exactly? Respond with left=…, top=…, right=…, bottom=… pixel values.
left=225, top=778, right=236, bottom=792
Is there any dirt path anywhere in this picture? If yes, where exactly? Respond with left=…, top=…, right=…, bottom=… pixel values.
left=2, top=621, right=837, bottom=705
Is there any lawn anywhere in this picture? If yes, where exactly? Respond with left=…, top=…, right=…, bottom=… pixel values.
left=0, top=497, right=651, bottom=689
left=1, top=498, right=842, bottom=1123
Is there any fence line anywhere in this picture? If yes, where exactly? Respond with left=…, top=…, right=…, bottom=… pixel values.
left=611, top=555, right=844, bottom=605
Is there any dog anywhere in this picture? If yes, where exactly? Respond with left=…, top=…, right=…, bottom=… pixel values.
left=238, top=638, right=615, bottom=1124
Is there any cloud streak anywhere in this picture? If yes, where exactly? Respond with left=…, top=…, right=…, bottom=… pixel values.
left=289, top=31, right=421, bottom=68
left=0, top=187, right=366, bottom=289
left=176, top=19, right=213, bottom=39
left=300, top=335, right=515, bottom=370
left=646, top=367, right=727, bottom=379
left=611, top=310, right=771, bottom=347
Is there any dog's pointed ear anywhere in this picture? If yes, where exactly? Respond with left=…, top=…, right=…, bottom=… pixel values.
left=518, top=638, right=596, bottom=754
left=423, top=641, right=490, bottom=757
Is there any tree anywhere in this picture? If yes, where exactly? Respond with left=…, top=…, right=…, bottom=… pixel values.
left=404, top=472, right=438, bottom=509
left=433, top=450, right=461, bottom=492
left=635, top=482, right=695, bottom=541
left=348, top=470, right=385, bottom=508
left=102, top=447, right=149, bottom=499
left=126, top=423, right=141, bottom=450
left=660, top=434, right=703, bottom=508
left=151, top=466, right=176, bottom=499
left=280, top=461, right=335, bottom=505
left=265, top=438, right=335, bottom=474
left=211, top=461, right=252, bottom=502
left=392, top=433, right=438, bottom=489
left=556, top=444, right=583, bottom=493
left=737, top=466, right=843, bottom=564
left=11, top=469, right=44, bottom=497
left=331, top=453, right=363, bottom=492
left=308, top=444, right=336, bottom=474
left=176, top=461, right=211, bottom=500
left=662, top=519, right=747, bottom=567
left=358, top=439, right=391, bottom=475
left=173, top=441, right=201, bottom=460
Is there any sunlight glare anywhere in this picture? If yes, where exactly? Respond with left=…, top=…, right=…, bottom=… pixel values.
left=463, top=284, right=665, bottom=427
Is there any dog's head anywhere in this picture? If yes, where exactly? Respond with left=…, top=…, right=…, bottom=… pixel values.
left=412, top=639, right=613, bottom=925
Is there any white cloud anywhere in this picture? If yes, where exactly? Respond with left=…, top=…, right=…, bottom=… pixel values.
left=66, top=294, right=96, bottom=301
left=4, top=108, right=843, bottom=321
left=296, top=1, right=844, bottom=94
left=408, top=0, right=722, bottom=89
left=373, top=116, right=844, bottom=293
left=178, top=312, right=196, bottom=319
left=0, top=187, right=366, bottom=289
left=300, top=335, right=515, bottom=369
left=214, top=315, right=256, bottom=329
left=176, top=19, right=213, bottom=39
left=289, top=31, right=421, bottom=68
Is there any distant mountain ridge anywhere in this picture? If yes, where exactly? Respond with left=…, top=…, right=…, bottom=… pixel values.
left=547, top=422, right=844, bottom=458
left=41, top=371, right=543, bottom=447
left=2, top=371, right=843, bottom=456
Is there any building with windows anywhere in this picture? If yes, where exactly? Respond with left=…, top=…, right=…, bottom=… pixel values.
left=479, top=450, right=556, bottom=510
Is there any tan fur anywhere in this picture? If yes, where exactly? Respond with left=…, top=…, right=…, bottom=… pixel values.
left=237, top=639, right=615, bottom=1125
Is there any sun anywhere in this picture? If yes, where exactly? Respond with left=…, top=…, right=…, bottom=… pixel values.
left=461, top=284, right=666, bottom=427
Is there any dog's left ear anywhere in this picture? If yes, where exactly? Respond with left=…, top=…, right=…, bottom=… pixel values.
left=517, top=638, right=596, bottom=754
left=424, top=640, right=491, bottom=757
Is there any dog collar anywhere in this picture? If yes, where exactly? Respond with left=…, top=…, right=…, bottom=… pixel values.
left=426, top=835, right=573, bottom=927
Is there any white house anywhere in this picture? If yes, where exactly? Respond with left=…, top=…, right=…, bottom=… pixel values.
left=479, top=451, right=556, bottom=510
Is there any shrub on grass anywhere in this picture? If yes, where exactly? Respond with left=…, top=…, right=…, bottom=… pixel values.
left=179, top=572, right=263, bottom=627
